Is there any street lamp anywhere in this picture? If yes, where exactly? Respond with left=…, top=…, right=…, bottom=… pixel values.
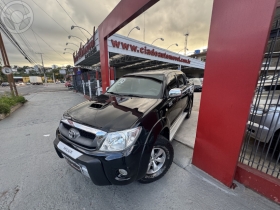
left=71, top=25, right=92, bottom=36
left=66, top=42, right=79, bottom=47
left=68, top=35, right=85, bottom=43
left=64, top=48, right=75, bottom=52
left=127, top=26, right=140, bottom=37
left=166, top=43, right=178, bottom=50
left=178, top=48, right=188, bottom=53
left=151, top=38, right=164, bottom=45
left=184, top=33, right=189, bottom=55
left=63, top=52, right=73, bottom=55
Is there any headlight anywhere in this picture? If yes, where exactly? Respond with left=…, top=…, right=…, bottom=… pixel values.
left=99, top=127, right=142, bottom=152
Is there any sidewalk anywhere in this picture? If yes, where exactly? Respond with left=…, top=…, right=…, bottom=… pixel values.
left=0, top=91, right=279, bottom=209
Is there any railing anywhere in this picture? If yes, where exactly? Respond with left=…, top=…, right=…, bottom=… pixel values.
left=73, top=71, right=101, bottom=98
left=239, top=21, right=280, bottom=179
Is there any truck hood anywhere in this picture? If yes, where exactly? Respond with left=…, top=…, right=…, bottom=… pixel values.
left=66, top=94, right=160, bottom=132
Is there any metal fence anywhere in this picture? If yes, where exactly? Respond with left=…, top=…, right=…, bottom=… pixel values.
left=73, top=71, right=101, bottom=98
left=239, top=18, right=280, bottom=179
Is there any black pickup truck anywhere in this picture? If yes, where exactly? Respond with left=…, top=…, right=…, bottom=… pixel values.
left=53, top=70, right=194, bottom=185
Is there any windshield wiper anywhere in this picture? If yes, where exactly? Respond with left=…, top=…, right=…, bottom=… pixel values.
left=122, top=94, right=143, bottom=98
left=106, top=91, right=122, bottom=96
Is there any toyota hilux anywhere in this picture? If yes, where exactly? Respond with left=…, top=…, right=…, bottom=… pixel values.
left=53, top=70, right=193, bottom=185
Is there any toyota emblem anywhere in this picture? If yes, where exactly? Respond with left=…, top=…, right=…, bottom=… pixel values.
left=68, top=128, right=80, bottom=139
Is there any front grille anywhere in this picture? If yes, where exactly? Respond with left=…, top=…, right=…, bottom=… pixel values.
left=59, top=122, right=97, bottom=150
left=62, top=122, right=96, bottom=139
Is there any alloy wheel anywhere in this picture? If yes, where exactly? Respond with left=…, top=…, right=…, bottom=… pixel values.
left=147, top=148, right=166, bottom=174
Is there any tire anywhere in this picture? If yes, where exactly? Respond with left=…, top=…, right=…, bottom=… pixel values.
left=185, top=98, right=193, bottom=119
left=138, top=135, right=174, bottom=184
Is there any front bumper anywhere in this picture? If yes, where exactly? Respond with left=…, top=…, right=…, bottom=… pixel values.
left=53, top=135, right=148, bottom=186
left=246, top=121, right=269, bottom=143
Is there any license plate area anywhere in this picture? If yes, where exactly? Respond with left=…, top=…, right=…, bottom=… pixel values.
left=62, top=154, right=81, bottom=172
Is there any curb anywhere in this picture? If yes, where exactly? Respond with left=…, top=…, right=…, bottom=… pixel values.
left=0, top=103, right=24, bottom=121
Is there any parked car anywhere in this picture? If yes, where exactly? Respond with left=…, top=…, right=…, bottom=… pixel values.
left=257, top=74, right=280, bottom=91
left=247, top=104, right=280, bottom=155
left=65, top=81, right=72, bottom=87
left=192, top=78, right=202, bottom=92
left=16, top=82, right=24, bottom=86
left=53, top=70, right=194, bottom=185
left=1, top=82, right=9, bottom=87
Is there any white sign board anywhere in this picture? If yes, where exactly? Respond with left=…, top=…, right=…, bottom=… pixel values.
left=74, top=31, right=205, bottom=69
left=2, top=67, right=12, bottom=75
left=59, top=69, right=66, bottom=75
left=108, top=34, right=205, bottom=69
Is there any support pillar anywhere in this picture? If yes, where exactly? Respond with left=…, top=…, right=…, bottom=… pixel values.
left=98, top=0, right=159, bottom=93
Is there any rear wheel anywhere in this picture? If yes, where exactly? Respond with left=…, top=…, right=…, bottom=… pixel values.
left=138, top=135, right=174, bottom=184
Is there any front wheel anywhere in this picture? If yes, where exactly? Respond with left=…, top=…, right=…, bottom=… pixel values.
left=138, top=135, right=174, bottom=184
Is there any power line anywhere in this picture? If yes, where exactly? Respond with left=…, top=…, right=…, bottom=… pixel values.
left=0, top=1, right=41, bottom=65
left=0, top=0, right=70, bottom=66
left=0, top=22, right=36, bottom=64
left=31, top=29, right=56, bottom=64
left=55, top=0, right=88, bottom=39
left=0, top=23, right=36, bottom=64
left=31, top=29, right=68, bottom=62
left=31, top=0, right=70, bottom=35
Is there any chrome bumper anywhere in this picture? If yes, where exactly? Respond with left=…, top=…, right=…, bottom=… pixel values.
left=246, top=121, right=269, bottom=143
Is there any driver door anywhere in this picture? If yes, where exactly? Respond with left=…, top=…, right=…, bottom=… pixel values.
left=166, top=73, right=181, bottom=125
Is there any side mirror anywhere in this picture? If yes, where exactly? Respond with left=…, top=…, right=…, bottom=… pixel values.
left=169, top=88, right=182, bottom=98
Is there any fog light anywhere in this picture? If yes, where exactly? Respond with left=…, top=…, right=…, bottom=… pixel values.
left=119, top=169, right=128, bottom=176
left=80, top=165, right=90, bottom=178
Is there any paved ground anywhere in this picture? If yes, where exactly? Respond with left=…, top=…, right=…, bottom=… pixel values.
left=0, top=83, right=68, bottom=96
left=0, top=90, right=279, bottom=209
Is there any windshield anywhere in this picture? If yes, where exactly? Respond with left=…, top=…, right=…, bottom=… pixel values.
left=107, top=76, right=163, bottom=98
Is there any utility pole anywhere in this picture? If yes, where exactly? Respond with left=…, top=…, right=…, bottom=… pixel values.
left=184, top=33, right=189, bottom=56
left=0, top=32, right=18, bottom=96
left=143, top=12, right=145, bottom=42
left=36, top=52, right=46, bottom=84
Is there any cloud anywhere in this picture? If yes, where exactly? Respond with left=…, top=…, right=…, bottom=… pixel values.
left=0, top=0, right=213, bottom=67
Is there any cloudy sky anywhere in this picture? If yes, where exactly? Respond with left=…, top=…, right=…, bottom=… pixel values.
left=0, top=0, right=213, bottom=67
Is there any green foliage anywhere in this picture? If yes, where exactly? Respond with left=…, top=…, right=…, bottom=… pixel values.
left=0, top=103, right=10, bottom=114
left=0, top=95, right=26, bottom=114
left=0, top=96, right=17, bottom=106
left=14, top=96, right=26, bottom=104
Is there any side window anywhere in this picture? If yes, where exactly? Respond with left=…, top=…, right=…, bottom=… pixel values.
left=167, top=73, right=178, bottom=92
left=177, top=74, right=186, bottom=88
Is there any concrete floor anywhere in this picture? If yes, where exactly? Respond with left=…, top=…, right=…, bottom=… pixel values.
left=1, top=90, right=279, bottom=209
